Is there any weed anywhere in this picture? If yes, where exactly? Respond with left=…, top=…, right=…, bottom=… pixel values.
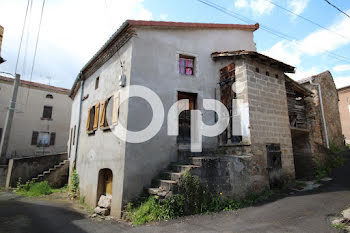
left=333, top=223, right=346, bottom=230
left=70, top=169, right=79, bottom=198
left=17, top=181, right=53, bottom=197
left=330, top=141, right=342, bottom=154
left=295, top=181, right=307, bottom=189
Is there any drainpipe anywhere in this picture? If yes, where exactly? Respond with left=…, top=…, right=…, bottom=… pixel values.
left=309, top=80, right=329, bottom=148
left=74, top=73, right=84, bottom=168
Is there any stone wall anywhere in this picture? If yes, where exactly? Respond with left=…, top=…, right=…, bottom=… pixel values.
left=0, top=165, right=7, bottom=187
left=338, top=86, right=350, bottom=144
left=6, top=153, right=67, bottom=187
left=245, top=58, right=295, bottom=183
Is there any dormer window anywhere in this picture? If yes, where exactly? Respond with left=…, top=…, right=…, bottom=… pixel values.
left=179, top=55, right=195, bottom=76
left=46, top=94, right=53, bottom=99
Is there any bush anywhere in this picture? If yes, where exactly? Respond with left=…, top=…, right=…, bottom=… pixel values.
left=125, top=171, right=274, bottom=225
left=17, top=181, right=53, bottom=197
left=70, top=169, right=79, bottom=198
left=315, top=154, right=345, bottom=180
left=329, top=141, right=342, bottom=154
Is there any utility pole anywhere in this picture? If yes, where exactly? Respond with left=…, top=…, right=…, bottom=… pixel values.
left=0, top=73, right=20, bottom=159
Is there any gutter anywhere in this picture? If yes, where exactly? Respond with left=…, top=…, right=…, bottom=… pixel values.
left=74, top=73, right=84, bottom=168
left=310, top=80, right=329, bottom=148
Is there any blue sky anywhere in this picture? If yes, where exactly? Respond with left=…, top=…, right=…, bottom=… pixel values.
left=0, top=0, right=349, bottom=89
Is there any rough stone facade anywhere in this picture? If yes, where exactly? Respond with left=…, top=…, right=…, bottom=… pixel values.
left=338, top=85, right=350, bottom=144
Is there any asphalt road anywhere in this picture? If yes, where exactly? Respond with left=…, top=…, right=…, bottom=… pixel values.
left=1, top=151, right=350, bottom=233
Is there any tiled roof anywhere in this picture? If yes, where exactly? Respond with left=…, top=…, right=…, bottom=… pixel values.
left=0, top=75, right=70, bottom=94
left=127, top=20, right=259, bottom=31
left=211, top=50, right=295, bottom=73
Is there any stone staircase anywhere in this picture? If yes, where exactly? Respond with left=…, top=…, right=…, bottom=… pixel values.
left=147, top=149, right=215, bottom=198
left=31, top=159, right=69, bottom=183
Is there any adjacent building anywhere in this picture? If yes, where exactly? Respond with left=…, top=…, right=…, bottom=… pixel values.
left=0, top=25, right=5, bottom=64
left=0, top=76, right=72, bottom=157
left=338, top=85, right=350, bottom=144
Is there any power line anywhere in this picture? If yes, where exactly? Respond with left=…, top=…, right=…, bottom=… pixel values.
left=264, top=0, right=349, bottom=40
left=324, top=0, right=350, bottom=18
left=14, top=0, right=31, bottom=74
left=196, top=0, right=350, bottom=63
left=25, top=0, right=46, bottom=105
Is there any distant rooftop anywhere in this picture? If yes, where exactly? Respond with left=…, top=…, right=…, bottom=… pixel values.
left=0, top=75, right=70, bottom=94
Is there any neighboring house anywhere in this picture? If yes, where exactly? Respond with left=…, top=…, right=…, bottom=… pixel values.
left=0, top=76, right=72, bottom=157
left=338, top=85, right=350, bottom=144
left=0, top=25, right=5, bottom=64
left=69, top=20, right=303, bottom=217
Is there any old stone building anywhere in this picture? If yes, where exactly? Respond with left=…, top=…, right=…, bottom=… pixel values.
left=0, top=25, right=5, bottom=64
left=68, top=20, right=305, bottom=218
left=0, top=76, right=72, bottom=157
left=338, top=85, right=350, bottom=144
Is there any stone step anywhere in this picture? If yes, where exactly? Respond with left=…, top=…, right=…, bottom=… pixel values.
left=160, top=172, right=182, bottom=182
left=43, top=171, right=50, bottom=174
left=170, top=164, right=200, bottom=173
left=189, top=156, right=221, bottom=166
left=147, top=188, right=170, bottom=197
left=38, top=174, right=44, bottom=177
left=156, top=179, right=177, bottom=192
left=32, top=177, right=39, bottom=181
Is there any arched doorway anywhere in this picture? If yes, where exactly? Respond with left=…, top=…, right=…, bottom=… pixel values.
left=96, top=169, right=113, bottom=205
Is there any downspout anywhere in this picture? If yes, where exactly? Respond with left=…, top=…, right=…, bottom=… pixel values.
left=310, top=80, right=329, bottom=148
left=74, top=72, right=84, bottom=168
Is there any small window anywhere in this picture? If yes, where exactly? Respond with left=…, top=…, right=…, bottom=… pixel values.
left=86, top=103, right=100, bottom=133
left=46, top=94, right=53, bottom=99
left=95, top=77, right=99, bottom=90
left=73, top=125, right=76, bottom=145
left=38, top=132, right=50, bottom=147
left=255, top=67, right=259, bottom=73
left=31, top=131, right=39, bottom=145
left=275, top=74, right=279, bottom=78
left=179, top=55, right=194, bottom=76
left=42, top=106, right=53, bottom=119
left=266, top=71, right=270, bottom=76
left=0, top=128, right=3, bottom=144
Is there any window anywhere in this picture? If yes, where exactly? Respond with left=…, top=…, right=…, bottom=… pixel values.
left=95, top=77, right=99, bottom=90
left=255, top=67, right=260, bottom=73
left=73, top=125, right=76, bottom=145
left=100, top=92, right=119, bottom=130
left=50, top=132, right=56, bottom=145
left=275, top=74, right=279, bottom=78
left=46, top=94, right=53, bottom=99
left=179, top=55, right=194, bottom=76
left=42, top=106, right=53, bottom=119
left=266, top=71, right=270, bottom=76
left=86, top=103, right=100, bottom=133
left=38, top=132, right=50, bottom=147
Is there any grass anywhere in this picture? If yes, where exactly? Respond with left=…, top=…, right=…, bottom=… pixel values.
left=315, top=154, right=345, bottom=181
left=333, top=223, right=346, bottom=230
left=16, top=181, right=53, bottom=197
left=78, top=196, right=94, bottom=214
left=295, top=181, right=307, bottom=189
left=124, top=171, right=275, bottom=226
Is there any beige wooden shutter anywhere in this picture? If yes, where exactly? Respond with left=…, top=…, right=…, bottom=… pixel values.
left=86, top=107, right=91, bottom=131
left=112, top=92, right=119, bottom=125
left=93, top=103, right=100, bottom=130
left=99, top=100, right=106, bottom=127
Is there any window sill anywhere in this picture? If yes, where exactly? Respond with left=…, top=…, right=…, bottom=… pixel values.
left=41, top=117, right=53, bottom=121
left=87, top=130, right=96, bottom=135
left=101, top=126, right=111, bottom=131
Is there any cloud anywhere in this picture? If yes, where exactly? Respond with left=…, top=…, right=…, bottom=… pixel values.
left=288, top=0, right=310, bottom=15
left=334, top=76, right=350, bottom=88
left=234, top=0, right=274, bottom=15
left=333, top=64, right=350, bottom=72
left=0, top=0, right=152, bottom=89
left=159, top=14, right=168, bottom=21
left=289, top=67, right=323, bottom=81
left=262, top=40, right=301, bottom=66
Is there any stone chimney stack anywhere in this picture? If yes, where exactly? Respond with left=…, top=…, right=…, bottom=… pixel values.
left=0, top=25, right=4, bottom=64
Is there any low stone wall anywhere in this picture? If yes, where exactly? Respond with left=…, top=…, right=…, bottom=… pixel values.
left=6, top=153, right=67, bottom=188
left=44, top=161, right=69, bottom=188
left=0, top=165, right=8, bottom=187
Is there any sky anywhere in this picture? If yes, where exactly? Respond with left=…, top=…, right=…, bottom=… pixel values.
left=0, top=0, right=349, bottom=89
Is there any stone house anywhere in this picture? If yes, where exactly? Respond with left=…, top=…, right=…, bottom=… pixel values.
left=68, top=20, right=307, bottom=218
left=338, top=85, right=350, bottom=144
left=0, top=76, right=72, bottom=157
left=0, top=25, right=4, bottom=64
left=286, top=71, right=343, bottom=178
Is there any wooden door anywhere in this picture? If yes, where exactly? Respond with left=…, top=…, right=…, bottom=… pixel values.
left=177, top=92, right=197, bottom=143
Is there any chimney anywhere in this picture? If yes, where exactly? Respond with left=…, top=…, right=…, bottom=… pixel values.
left=0, top=25, right=4, bottom=64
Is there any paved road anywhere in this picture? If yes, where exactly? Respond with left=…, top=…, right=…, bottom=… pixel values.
left=1, top=151, right=350, bottom=233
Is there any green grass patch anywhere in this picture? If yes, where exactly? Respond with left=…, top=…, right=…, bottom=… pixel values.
left=295, top=181, right=307, bottom=189
left=333, top=223, right=346, bottom=230
left=124, top=171, right=274, bottom=225
left=16, top=181, right=53, bottom=197
left=315, top=154, right=345, bottom=180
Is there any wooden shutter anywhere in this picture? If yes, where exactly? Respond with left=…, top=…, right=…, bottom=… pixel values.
left=93, top=102, right=100, bottom=130
left=112, top=92, right=119, bottom=125
left=86, top=107, right=91, bottom=131
left=31, top=131, right=39, bottom=145
left=50, top=132, right=56, bottom=145
left=99, top=100, right=106, bottom=127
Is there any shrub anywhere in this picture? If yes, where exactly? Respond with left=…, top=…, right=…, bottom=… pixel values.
left=329, top=141, right=342, bottom=154
left=70, top=169, right=79, bottom=198
left=17, top=181, right=53, bottom=197
left=315, top=154, right=345, bottom=180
